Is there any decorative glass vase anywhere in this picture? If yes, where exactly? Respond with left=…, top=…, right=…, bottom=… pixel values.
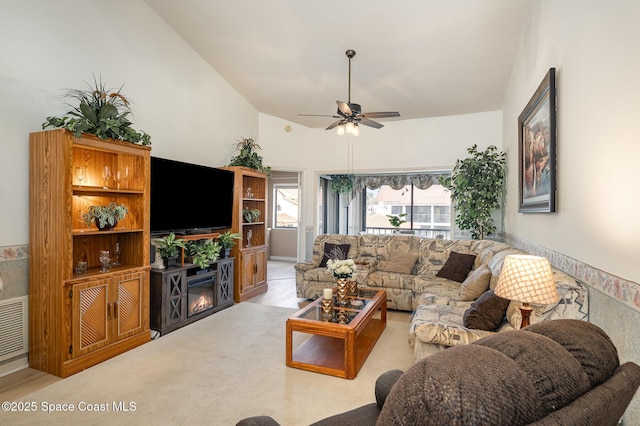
left=336, top=277, right=349, bottom=306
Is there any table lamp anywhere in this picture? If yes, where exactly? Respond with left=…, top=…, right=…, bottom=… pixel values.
left=494, top=254, right=558, bottom=329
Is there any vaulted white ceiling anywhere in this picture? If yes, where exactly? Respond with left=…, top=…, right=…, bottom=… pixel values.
left=144, top=0, right=531, bottom=129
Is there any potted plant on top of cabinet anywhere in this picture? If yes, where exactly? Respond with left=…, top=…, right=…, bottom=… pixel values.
left=185, top=239, right=221, bottom=269
left=42, top=74, right=151, bottom=146
left=154, top=232, right=186, bottom=267
left=227, top=137, right=271, bottom=176
left=218, top=232, right=241, bottom=258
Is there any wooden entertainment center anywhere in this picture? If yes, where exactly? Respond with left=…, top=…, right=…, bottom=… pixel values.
left=28, top=133, right=268, bottom=377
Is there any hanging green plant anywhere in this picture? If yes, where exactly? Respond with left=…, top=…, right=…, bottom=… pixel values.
left=228, top=137, right=271, bottom=176
left=42, top=74, right=151, bottom=145
left=330, top=174, right=355, bottom=194
left=440, top=144, right=506, bottom=240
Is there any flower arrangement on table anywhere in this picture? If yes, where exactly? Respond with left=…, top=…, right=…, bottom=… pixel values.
left=326, top=258, right=356, bottom=278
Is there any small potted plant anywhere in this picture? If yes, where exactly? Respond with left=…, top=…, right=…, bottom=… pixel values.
left=386, top=213, right=407, bottom=232
left=154, top=232, right=186, bottom=267
left=83, top=202, right=128, bottom=231
left=242, top=208, right=261, bottom=223
left=218, top=232, right=241, bottom=258
left=186, top=239, right=221, bottom=269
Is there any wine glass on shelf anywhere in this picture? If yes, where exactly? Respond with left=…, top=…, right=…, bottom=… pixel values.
left=102, top=166, right=111, bottom=190
left=75, top=166, right=86, bottom=187
left=99, top=250, right=111, bottom=272
left=114, top=170, right=122, bottom=190
left=123, top=166, right=130, bottom=189
left=113, top=242, right=122, bottom=266
left=246, top=229, right=253, bottom=248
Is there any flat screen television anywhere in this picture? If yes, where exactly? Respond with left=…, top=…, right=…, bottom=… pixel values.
left=150, top=156, right=234, bottom=235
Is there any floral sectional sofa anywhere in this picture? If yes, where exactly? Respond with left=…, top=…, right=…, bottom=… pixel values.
left=295, top=234, right=589, bottom=360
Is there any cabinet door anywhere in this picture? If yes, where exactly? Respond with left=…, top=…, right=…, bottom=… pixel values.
left=240, top=251, right=256, bottom=294
left=217, top=259, right=234, bottom=307
left=72, top=280, right=110, bottom=358
left=165, top=270, right=187, bottom=329
left=254, top=248, right=267, bottom=287
left=114, top=271, right=146, bottom=340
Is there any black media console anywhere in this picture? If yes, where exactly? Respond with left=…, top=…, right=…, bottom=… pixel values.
left=150, top=257, right=234, bottom=336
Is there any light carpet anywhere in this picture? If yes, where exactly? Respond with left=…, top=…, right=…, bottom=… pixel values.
left=5, top=303, right=414, bottom=425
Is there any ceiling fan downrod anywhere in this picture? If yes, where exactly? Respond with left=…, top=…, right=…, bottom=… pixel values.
left=346, top=49, right=355, bottom=103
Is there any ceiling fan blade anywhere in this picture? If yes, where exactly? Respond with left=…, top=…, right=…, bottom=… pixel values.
left=358, top=117, right=384, bottom=129
left=337, top=101, right=352, bottom=117
left=298, top=113, right=341, bottom=118
left=325, top=120, right=343, bottom=130
left=360, top=111, right=401, bottom=119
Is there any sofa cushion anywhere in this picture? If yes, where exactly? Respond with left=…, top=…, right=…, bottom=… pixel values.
left=319, top=243, right=351, bottom=267
left=378, top=344, right=544, bottom=425
left=409, top=303, right=496, bottom=348
left=524, top=319, right=619, bottom=388
left=459, top=264, right=491, bottom=301
left=436, top=251, right=476, bottom=283
left=473, top=330, right=591, bottom=416
left=463, top=289, right=509, bottom=331
left=377, top=249, right=418, bottom=274
left=367, top=271, right=414, bottom=290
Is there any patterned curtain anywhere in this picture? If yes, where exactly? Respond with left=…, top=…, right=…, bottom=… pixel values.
left=354, top=173, right=450, bottom=190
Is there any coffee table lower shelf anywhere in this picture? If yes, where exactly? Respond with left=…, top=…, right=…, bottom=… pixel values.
left=288, top=317, right=385, bottom=379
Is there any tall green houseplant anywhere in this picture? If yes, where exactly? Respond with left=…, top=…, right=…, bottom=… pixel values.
left=440, top=144, right=506, bottom=240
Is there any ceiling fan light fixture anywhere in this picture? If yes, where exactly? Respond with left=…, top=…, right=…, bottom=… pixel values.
left=345, top=121, right=355, bottom=135
left=336, top=124, right=345, bottom=136
left=352, top=123, right=360, bottom=136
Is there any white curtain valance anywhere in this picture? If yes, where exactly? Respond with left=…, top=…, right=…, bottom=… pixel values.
left=354, top=173, right=450, bottom=190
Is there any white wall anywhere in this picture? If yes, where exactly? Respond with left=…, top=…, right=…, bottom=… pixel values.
left=259, top=110, right=503, bottom=258
left=503, top=0, right=640, bottom=285
left=502, top=1, right=640, bottom=421
left=0, top=0, right=259, bottom=247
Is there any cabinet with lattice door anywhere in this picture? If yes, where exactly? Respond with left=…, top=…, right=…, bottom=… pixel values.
left=29, top=129, right=150, bottom=377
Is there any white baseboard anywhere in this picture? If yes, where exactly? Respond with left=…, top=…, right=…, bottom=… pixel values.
left=269, top=256, right=297, bottom=262
left=0, top=354, right=29, bottom=377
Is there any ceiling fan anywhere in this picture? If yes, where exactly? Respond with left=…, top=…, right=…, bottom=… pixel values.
left=299, top=49, right=400, bottom=134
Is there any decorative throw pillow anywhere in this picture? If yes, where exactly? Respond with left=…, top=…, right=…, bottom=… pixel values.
left=436, top=252, right=477, bottom=283
left=378, top=250, right=419, bottom=274
left=319, top=243, right=350, bottom=267
left=459, top=264, right=492, bottom=301
left=463, top=289, right=510, bottom=331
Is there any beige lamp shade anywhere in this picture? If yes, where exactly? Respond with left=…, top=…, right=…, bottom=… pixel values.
left=494, top=255, right=559, bottom=305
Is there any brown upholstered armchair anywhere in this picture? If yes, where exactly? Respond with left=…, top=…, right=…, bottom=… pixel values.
left=237, top=320, right=640, bottom=426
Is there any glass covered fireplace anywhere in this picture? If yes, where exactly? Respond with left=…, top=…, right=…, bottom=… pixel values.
left=187, top=272, right=215, bottom=317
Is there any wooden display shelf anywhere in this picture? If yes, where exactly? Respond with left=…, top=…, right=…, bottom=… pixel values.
left=73, top=185, right=144, bottom=195
left=73, top=228, right=144, bottom=235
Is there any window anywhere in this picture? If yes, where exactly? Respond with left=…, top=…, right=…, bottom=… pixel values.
left=273, top=185, right=299, bottom=228
left=365, top=184, right=451, bottom=237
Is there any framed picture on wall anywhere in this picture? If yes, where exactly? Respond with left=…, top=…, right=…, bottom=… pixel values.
left=518, top=67, right=557, bottom=213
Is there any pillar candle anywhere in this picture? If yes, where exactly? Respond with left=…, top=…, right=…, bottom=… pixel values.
left=323, top=288, right=333, bottom=299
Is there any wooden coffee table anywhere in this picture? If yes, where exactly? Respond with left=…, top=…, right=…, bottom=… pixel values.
left=286, top=288, right=387, bottom=379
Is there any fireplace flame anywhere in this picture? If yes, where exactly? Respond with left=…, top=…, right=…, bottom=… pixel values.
left=191, top=295, right=213, bottom=314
